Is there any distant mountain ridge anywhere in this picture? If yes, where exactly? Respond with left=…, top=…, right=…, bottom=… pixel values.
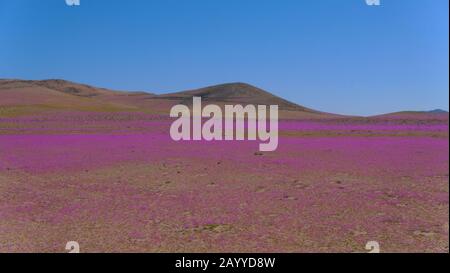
left=0, top=79, right=153, bottom=97
left=0, top=79, right=325, bottom=116
left=157, top=82, right=318, bottom=113
left=427, top=109, right=448, bottom=114
left=0, top=79, right=447, bottom=119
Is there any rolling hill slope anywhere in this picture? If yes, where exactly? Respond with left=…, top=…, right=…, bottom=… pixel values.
left=0, top=79, right=334, bottom=118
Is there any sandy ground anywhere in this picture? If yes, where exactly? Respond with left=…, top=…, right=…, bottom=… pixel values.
left=0, top=111, right=448, bottom=253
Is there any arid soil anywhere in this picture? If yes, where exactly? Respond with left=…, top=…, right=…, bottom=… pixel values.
left=0, top=80, right=448, bottom=252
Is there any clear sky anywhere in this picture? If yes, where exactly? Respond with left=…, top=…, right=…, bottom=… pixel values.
left=0, top=0, right=448, bottom=116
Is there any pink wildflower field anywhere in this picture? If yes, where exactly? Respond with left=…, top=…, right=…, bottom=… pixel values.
left=0, top=110, right=448, bottom=253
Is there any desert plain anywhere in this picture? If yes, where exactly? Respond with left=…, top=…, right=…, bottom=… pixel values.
left=0, top=79, right=448, bottom=252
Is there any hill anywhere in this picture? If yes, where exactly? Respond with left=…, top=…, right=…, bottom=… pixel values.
left=157, top=82, right=316, bottom=112
left=0, top=79, right=333, bottom=118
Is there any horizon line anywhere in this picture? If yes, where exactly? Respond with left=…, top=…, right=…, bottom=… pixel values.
left=1, top=77, right=448, bottom=117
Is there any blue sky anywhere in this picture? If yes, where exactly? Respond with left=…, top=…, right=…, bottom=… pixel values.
left=0, top=0, right=448, bottom=115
